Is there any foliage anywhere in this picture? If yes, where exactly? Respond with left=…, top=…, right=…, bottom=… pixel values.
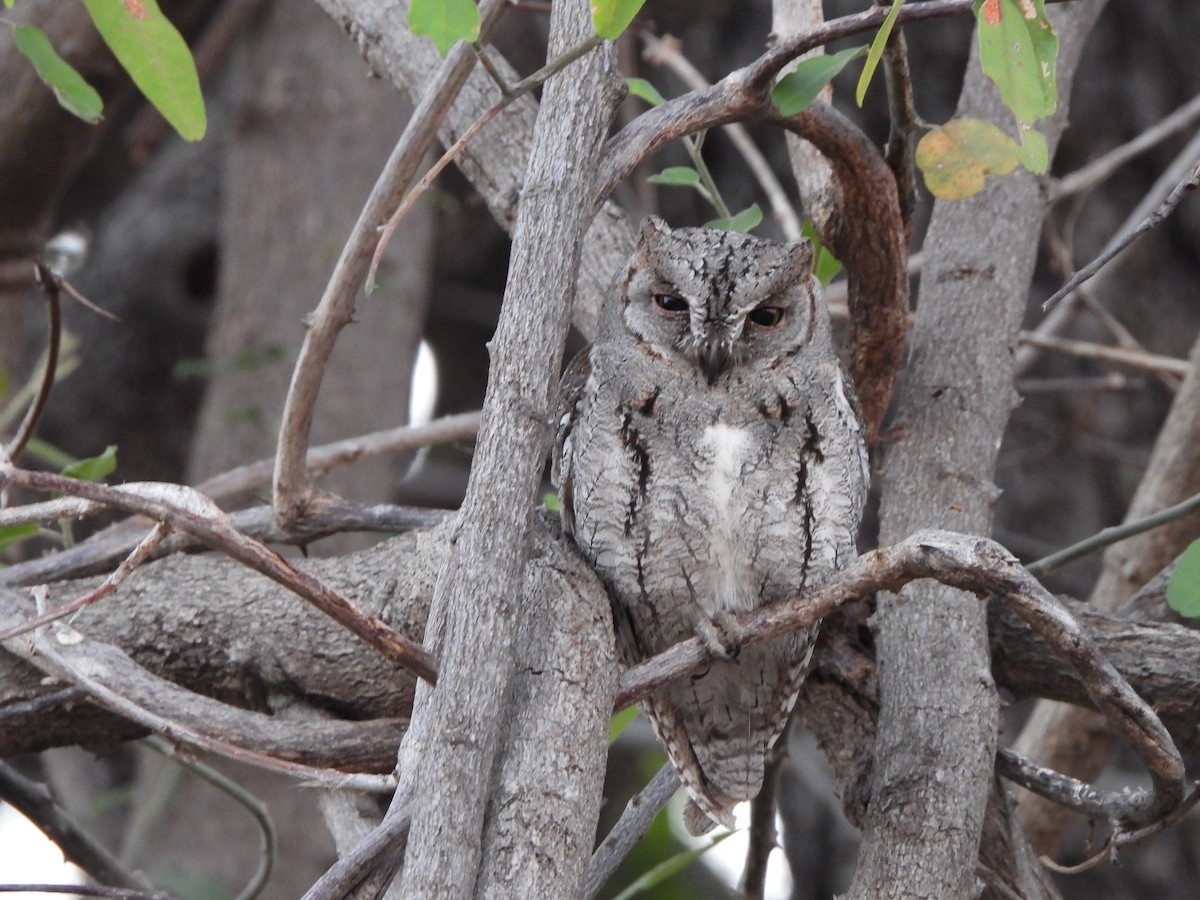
left=60, top=444, right=118, bottom=484
left=12, top=24, right=103, bottom=123
left=914, top=0, right=1058, bottom=198
left=772, top=47, right=867, bottom=117
left=1167, top=541, right=1200, bottom=618
left=705, top=204, right=763, bottom=233
left=5, top=0, right=205, bottom=140
left=408, top=0, right=480, bottom=56
left=591, top=0, right=646, bottom=41
left=856, top=0, right=905, bottom=106
left=610, top=828, right=735, bottom=900
left=916, top=117, right=1020, bottom=200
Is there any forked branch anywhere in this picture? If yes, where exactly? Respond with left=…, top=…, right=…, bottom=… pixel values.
left=617, top=530, right=1186, bottom=834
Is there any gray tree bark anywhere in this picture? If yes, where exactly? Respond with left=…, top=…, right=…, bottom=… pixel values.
left=852, top=4, right=1108, bottom=897
left=392, top=2, right=622, bottom=896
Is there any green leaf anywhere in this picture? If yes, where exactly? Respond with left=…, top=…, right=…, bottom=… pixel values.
left=856, top=0, right=904, bottom=107
left=543, top=491, right=561, bottom=512
left=611, top=831, right=735, bottom=900
left=625, top=77, right=666, bottom=107
left=1017, top=125, right=1049, bottom=174
left=975, top=0, right=1058, bottom=126
left=801, top=221, right=842, bottom=285
left=1168, top=541, right=1200, bottom=618
left=23, top=438, right=77, bottom=470
left=647, top=167, right=701, bottom=187
left=408, top=0, right=481, bottom=56
left=0, top=523, right=38, bottom=556
left=591, top=0, right=646, bottom=41
left=772, top=46, right=867, bottom=117
left=79, top=0, right=205, bottom=141
left=915, top=118, right=1020, bottom=200
left=608, top=708, right=638, bottom=745
left=12, top=26, right=104, bottom=124
left=61, top=445, right=118, bottom=483
left=705, top=204, right=763, bottom=233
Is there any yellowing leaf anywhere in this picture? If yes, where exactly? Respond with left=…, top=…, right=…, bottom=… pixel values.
left=13, top=26, right=104, bottom=124
left=408, top=0, right=481, bottom=56
left=591, top=0, right=646, bottom=41
left=916, top=118, right=1020, bottom=200
left=975, top=0, right=1058, bottom=126
left=80, top=0, right=205, bottom=141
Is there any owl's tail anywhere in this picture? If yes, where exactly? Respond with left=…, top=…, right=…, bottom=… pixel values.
left=682, top=795, right=736, bottom=836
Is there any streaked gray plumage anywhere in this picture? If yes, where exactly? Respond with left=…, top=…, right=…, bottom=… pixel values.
left=554, top=217, right=868, bottom=834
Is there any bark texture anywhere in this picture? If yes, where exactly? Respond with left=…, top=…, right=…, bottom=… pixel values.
left=392, top=3, right=623, bottom=896
left=853, top=5, right=1108, bottom=897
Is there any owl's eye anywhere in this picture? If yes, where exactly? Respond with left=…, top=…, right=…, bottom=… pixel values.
left=653, top=293, right=689, bottom=314
left=748, top=306, right=784, bottom=327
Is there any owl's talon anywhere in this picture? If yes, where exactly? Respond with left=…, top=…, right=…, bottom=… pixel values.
left=697, top=612, right=741, bottom=660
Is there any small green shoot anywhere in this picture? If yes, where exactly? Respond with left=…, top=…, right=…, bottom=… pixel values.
left=1167, top=541, right=1200, bottom=618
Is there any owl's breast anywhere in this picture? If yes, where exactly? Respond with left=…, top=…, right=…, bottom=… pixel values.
left=569, top=402, right=841, bottom=637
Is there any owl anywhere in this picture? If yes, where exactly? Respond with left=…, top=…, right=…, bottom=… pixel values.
left=553, top=216, right=869, bottom=834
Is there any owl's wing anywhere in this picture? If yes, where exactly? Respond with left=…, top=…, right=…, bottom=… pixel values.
left=552, top=345, right=593, bottom=535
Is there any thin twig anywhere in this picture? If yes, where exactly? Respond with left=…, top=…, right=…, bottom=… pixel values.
left=582, top=763, right=681, bottom=900
left=272, top=0, right=508, bottom=530
left=205, top=410, right=479, bottom=502
left=55, top=274, right=121, bottom=323
left=1017, top=129, right=1200, bottom=374
left=1039, top=785, right=1200, bottom=875
left=0, top=468, right=438, bottom=684
left=142, top=737, right=276, bottom=900
left=366, top=32, right=604, bottom=291
left=0, top=499, right=449, bottom=589
left=1026, top=488, right=1200, bottom=578
left=1017, top=332, right=1192, bottom=377
left=1043, top=159, right=1200, bottom=311
left=0, top=524, right=168, bottom=642
left=640, top=33, right=802, bottom=239
left=1052, top=91, right=1200, bottom=200
left=300, top=783, right=414, bottom=900
left=8, top=620, right=394, bottom=791
left=875, top=0, right=920, bottom=235
left=0, top=762, right=157, bottom=893
left=0, top=886, right=174, bottom=899
left=5, top=264, right=62, bottom=463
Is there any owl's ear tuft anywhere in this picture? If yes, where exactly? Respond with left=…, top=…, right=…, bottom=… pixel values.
left=783, top=237, right=816, bottom=277
left=637, top=216, right=671, bottom=249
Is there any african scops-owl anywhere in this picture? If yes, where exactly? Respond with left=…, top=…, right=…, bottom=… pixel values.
left=553, top=217, right=868, bottom=834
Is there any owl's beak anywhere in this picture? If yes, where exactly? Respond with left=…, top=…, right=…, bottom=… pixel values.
left=699, top=330, right=731, bottom=385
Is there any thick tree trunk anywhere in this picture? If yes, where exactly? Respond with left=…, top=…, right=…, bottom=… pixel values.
left=393, top=3, right=623, bottom=896
left=852, top=5, right=1108, bottom=897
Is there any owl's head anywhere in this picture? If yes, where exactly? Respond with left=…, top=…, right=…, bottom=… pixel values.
left=615, top=217, right=827, bottom=385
